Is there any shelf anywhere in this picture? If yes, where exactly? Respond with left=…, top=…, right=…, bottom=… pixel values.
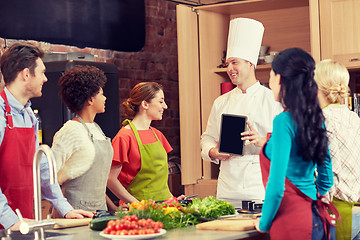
left=195, top=0, right=309, bottom=15
left=213, top=64, right=271, bottom=73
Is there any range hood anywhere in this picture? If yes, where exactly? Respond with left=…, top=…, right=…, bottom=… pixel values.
left=164, top=0, right=244, bottom=6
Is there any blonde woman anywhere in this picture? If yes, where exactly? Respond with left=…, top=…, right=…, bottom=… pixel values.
left=315, top=59, right=360, bottom=240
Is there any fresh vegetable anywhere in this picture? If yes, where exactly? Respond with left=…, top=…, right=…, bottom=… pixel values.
left=89, top=215, right=119, bottom=231
left=116, top=200, right=201, bottom=229
left=189, top=196, right=235, bottom=220
left=163, top=196, right=179, bottom=206
left=115, top=196, right=235, bottom=229
left=103, top=216, right=163, bottom=236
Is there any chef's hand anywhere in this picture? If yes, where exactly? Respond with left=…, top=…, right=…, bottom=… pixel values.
left=241, top=121, right=266, bottom=148
left=209, top=142, right=232, bottom=161
left=64, top=209, right=94, bottom=219
left=253, top=218, right=268, bottom=234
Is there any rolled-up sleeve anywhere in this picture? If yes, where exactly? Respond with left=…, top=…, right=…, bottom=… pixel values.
left=0, top=188, right=18, bottom=229
left=40, top=154, right=73, bottom=217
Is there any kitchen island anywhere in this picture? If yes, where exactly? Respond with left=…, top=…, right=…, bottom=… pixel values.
left=5, top=225, right=269, bottom=240
left=48, top=225, right=267, bottom=240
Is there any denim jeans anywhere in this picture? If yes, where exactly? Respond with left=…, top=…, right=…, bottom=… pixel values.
left=312, top=204, right=336, bottom=240
left=352, top=212, right=360, bottom=240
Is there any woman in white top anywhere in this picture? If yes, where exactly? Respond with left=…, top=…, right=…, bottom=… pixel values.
left=315, top=59, right=360, bottom=240
left=51, top=65, right=113, bottom=212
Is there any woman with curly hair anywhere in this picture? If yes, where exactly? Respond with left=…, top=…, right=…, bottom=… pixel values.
left=254, top=48, right=338, bottom=239
left=51, top=65, right=113, bottom=212
left=106, top=82, right=173, bottom=207
left=315, top=59, right=360, bottom=240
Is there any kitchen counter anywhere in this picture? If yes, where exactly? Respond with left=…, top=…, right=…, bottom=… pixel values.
left=5, top=225, right=269, bottom=240
left=50, top=225, right=266, bottom=240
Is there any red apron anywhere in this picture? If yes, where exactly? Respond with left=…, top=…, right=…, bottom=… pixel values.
left=259, top=133, right=339, bottom=240
left=0, top=90, right=35, bottom=224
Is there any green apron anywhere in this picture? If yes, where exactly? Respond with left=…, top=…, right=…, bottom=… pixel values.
left=333, top=197, right=360, bottom=240
left=124, top=119, right=172, bottom=201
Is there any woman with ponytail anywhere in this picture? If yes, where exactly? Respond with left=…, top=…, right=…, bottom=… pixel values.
left=106, top=82, right=174, bottom=208
left=254, top=48, right=337, bottom=239
left=315, top=59, right=360, bottom=240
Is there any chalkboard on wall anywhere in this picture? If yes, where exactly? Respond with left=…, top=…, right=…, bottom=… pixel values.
left=0, top=0, right=145, bottom=51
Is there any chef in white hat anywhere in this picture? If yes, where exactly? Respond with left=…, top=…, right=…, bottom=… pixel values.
left=200, top=18, right=283, bottom=208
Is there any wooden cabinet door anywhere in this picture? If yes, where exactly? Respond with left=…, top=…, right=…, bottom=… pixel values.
left=176, top=5, right=203, bottom=185
left=319, top=0, right=360, bottom=68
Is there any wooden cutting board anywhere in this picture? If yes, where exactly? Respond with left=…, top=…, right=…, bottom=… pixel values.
left=52, top=218, right=92, bottom=229
left=196, top=219, right=255, bottom=231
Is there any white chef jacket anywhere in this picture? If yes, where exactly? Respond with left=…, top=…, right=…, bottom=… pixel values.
left=201, top=81, right=283, bottom=208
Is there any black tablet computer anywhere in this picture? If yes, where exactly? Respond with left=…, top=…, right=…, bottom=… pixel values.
left=219, top=113, right=247, bottom=156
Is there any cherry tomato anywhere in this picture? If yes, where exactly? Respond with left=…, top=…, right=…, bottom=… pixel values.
left=115, top=222, right=124, bottom=231
left=106, top=224, right=115, bottom=232
left=146, top=229, right=155, bottom=234
left=130, top=215, right=139, bottom=222
left=130, top=222, right=139, bottom=229
left=119, top=230, right=128, bottom=235
left=137, top=219, right=146, bottom=227
left=128, top=230, right=138, bottom=235
left=123, top=221, right=131, bottom=230
left=154, top=221, right=163, bottom=229
left=138, top=229, right=147, bottom=235
left=122, top=215, right=132, bottom=221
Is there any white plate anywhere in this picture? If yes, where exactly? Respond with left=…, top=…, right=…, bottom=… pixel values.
left=99, top=229, right=166, bottom=239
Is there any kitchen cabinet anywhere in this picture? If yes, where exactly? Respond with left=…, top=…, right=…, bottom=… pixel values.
left=176, top=0, right=321, bottom=196
left=319, top=0, right=360, bottom=69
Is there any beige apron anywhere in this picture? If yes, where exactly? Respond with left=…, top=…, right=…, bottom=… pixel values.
left=61, top=117, right=113, bottom=211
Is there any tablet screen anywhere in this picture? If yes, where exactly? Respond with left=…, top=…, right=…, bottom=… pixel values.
left=219, top=114, right=247, bottom=155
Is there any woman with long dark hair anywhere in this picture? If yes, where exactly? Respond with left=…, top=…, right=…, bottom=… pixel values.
left=254, top=48, right=338, bottom=239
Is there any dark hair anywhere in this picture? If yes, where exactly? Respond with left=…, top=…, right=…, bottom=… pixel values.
left=272, top=48, right=329, bottom=166
left=0, top=42, right=44, bottom=84
left=58, top=65, right=107, bottom=113
left=123, top=82, right=163, bottom=119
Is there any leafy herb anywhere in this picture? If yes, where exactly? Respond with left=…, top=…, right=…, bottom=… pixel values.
left=116, top=203, right=201, bottom=229
left=189, top=196, right=235, bottom=220
left=115, top=196, right=235, bottom=229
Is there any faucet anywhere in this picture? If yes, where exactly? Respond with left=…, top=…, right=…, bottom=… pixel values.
left=17, top=144, right=57, bottom=240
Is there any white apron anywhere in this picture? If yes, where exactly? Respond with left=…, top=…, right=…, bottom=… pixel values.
left=202, top=83, right=282, bottom=208
left=217, top=155, right=264, bottom=208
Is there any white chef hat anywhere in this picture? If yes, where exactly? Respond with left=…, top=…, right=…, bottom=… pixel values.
left=226, top=18, right=264, bottom=67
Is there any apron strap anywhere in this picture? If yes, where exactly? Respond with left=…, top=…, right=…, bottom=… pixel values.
left=76, top=115, right=108, bottom=143
left=1, top=90, right=14, bottom=128
left=123, top=119, right=143, bottom=146
left=122, top=119, right=160, bottom=145
left=316, top=193, right=341, bottom=239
